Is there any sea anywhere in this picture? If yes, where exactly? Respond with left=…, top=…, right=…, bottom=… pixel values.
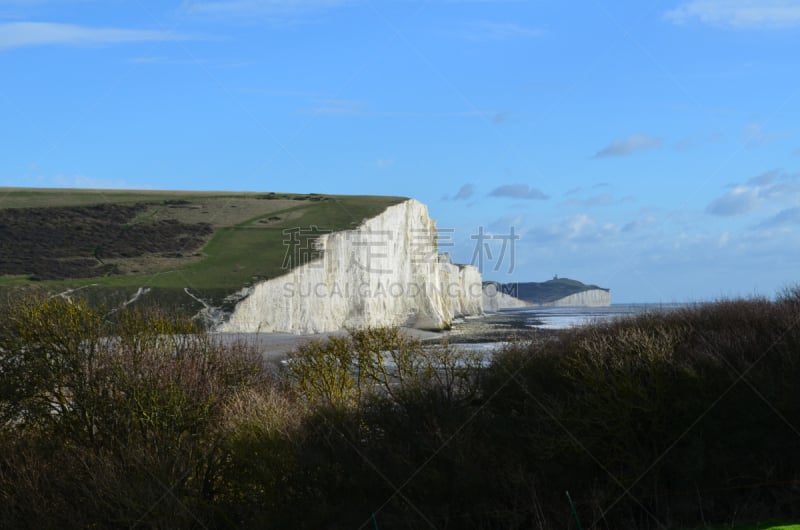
left=502, top=303, right=688, bottom=330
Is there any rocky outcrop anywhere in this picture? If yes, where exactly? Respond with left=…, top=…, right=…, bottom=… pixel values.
left=217, top=199, right=483, bottom=334
left=545, top=289, right=610, bottom=307
left=482, top=283, right=530, bottom=312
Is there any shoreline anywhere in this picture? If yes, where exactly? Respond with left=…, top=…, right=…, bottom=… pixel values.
left=424, top=311, right=561, bottom=344
left=213, top=310, right=560, bottom=366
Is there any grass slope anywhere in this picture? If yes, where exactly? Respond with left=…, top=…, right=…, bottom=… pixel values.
left=499, top=277, right=610, bottom=304
left=0, top=188, right=405, bottom=305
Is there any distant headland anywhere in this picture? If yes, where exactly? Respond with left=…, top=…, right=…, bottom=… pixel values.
left=484, top=276, right=611, bottom=308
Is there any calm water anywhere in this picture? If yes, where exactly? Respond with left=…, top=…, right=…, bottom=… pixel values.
left=503, top=303, right=687, bottom=330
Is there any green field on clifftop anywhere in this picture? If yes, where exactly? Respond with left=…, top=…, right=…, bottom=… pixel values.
left=0, top=188, right=405, bottom=307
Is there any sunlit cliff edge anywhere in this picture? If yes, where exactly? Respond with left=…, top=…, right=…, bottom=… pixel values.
left=217, top=199, right=483, bottom=334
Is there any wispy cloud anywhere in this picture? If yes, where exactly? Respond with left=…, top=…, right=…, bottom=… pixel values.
left=666, top=0, right=800, bottom=29
left=742, top=120, right=792, bottom=147
left=747, top=168, right=782, bottom=186
left=565, top=193, right=614, bottom=207
left=488, top=183, right=548, bottom=200
left=622, top=213, right=657, bottom=233
left=756, top=206, right=800, bottom=229
left=707, top=169, right=800, bottom=216
left=706, top=186, right=761, bottom=216
left=453, top=183, right=475, bottom=200
left=488, top=214, right=524, bottom=234
left=593, top=134, right=662, bottom=158
left=442, top=183, right=475, bottom=201
left=530, top=213, right=619, bottom=243
left=0, top=22, right=190, bottom=50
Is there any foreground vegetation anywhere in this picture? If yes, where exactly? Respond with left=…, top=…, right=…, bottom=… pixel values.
left=1, top=292, right=799, bottom=528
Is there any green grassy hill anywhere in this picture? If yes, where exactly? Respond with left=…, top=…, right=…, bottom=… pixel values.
left=0, top=187, right=406, bottom=312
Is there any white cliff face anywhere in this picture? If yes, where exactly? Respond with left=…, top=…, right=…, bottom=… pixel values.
left=459, top=265, right=483, bottom=316
left=437, top=255, right=483, bottom=320
left=547, top=289, right=610, bottom=307
left=217, top=199, right=483, bottom=334
left=482, top=283, right=530, bottom=313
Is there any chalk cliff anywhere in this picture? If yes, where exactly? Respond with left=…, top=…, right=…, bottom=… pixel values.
left=217, top=199, right=483, bottom=334
left=545, top=289, right=610, bottom=307
left=482, top=283, right=530, bottom=312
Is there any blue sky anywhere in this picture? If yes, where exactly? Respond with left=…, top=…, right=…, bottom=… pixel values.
left=2, top=0, right=800, bottom=303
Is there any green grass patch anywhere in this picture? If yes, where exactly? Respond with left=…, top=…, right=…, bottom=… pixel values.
left=0, top=187, right=254, bottom=209
left=0, top=189, right=406, bottom=299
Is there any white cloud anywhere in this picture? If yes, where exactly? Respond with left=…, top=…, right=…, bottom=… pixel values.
left=707, top=170, right=800, bottom=216
left=742, top=121, right=792, bottom=147
left=488, top=183, right=548, bottom=200
left=622, top=214, right=657, bottom=233
left=706, top=186, right=760, bottom=216
left=530, top=213, right=619, bottom=242
left=488, top=214, right=524, bottom=234
left=593, top=134, right=662, bottom=158
left=564, top=214, right=593, bottom=238
left=452, top=183, right=475, bottom=201
left=756, top=207, right=800, bottom=228
left=666, top=0, right=800, bottom=29
left=0, top=22, right=190, bottom=50
left=746, top=168, right=782, bottom=186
